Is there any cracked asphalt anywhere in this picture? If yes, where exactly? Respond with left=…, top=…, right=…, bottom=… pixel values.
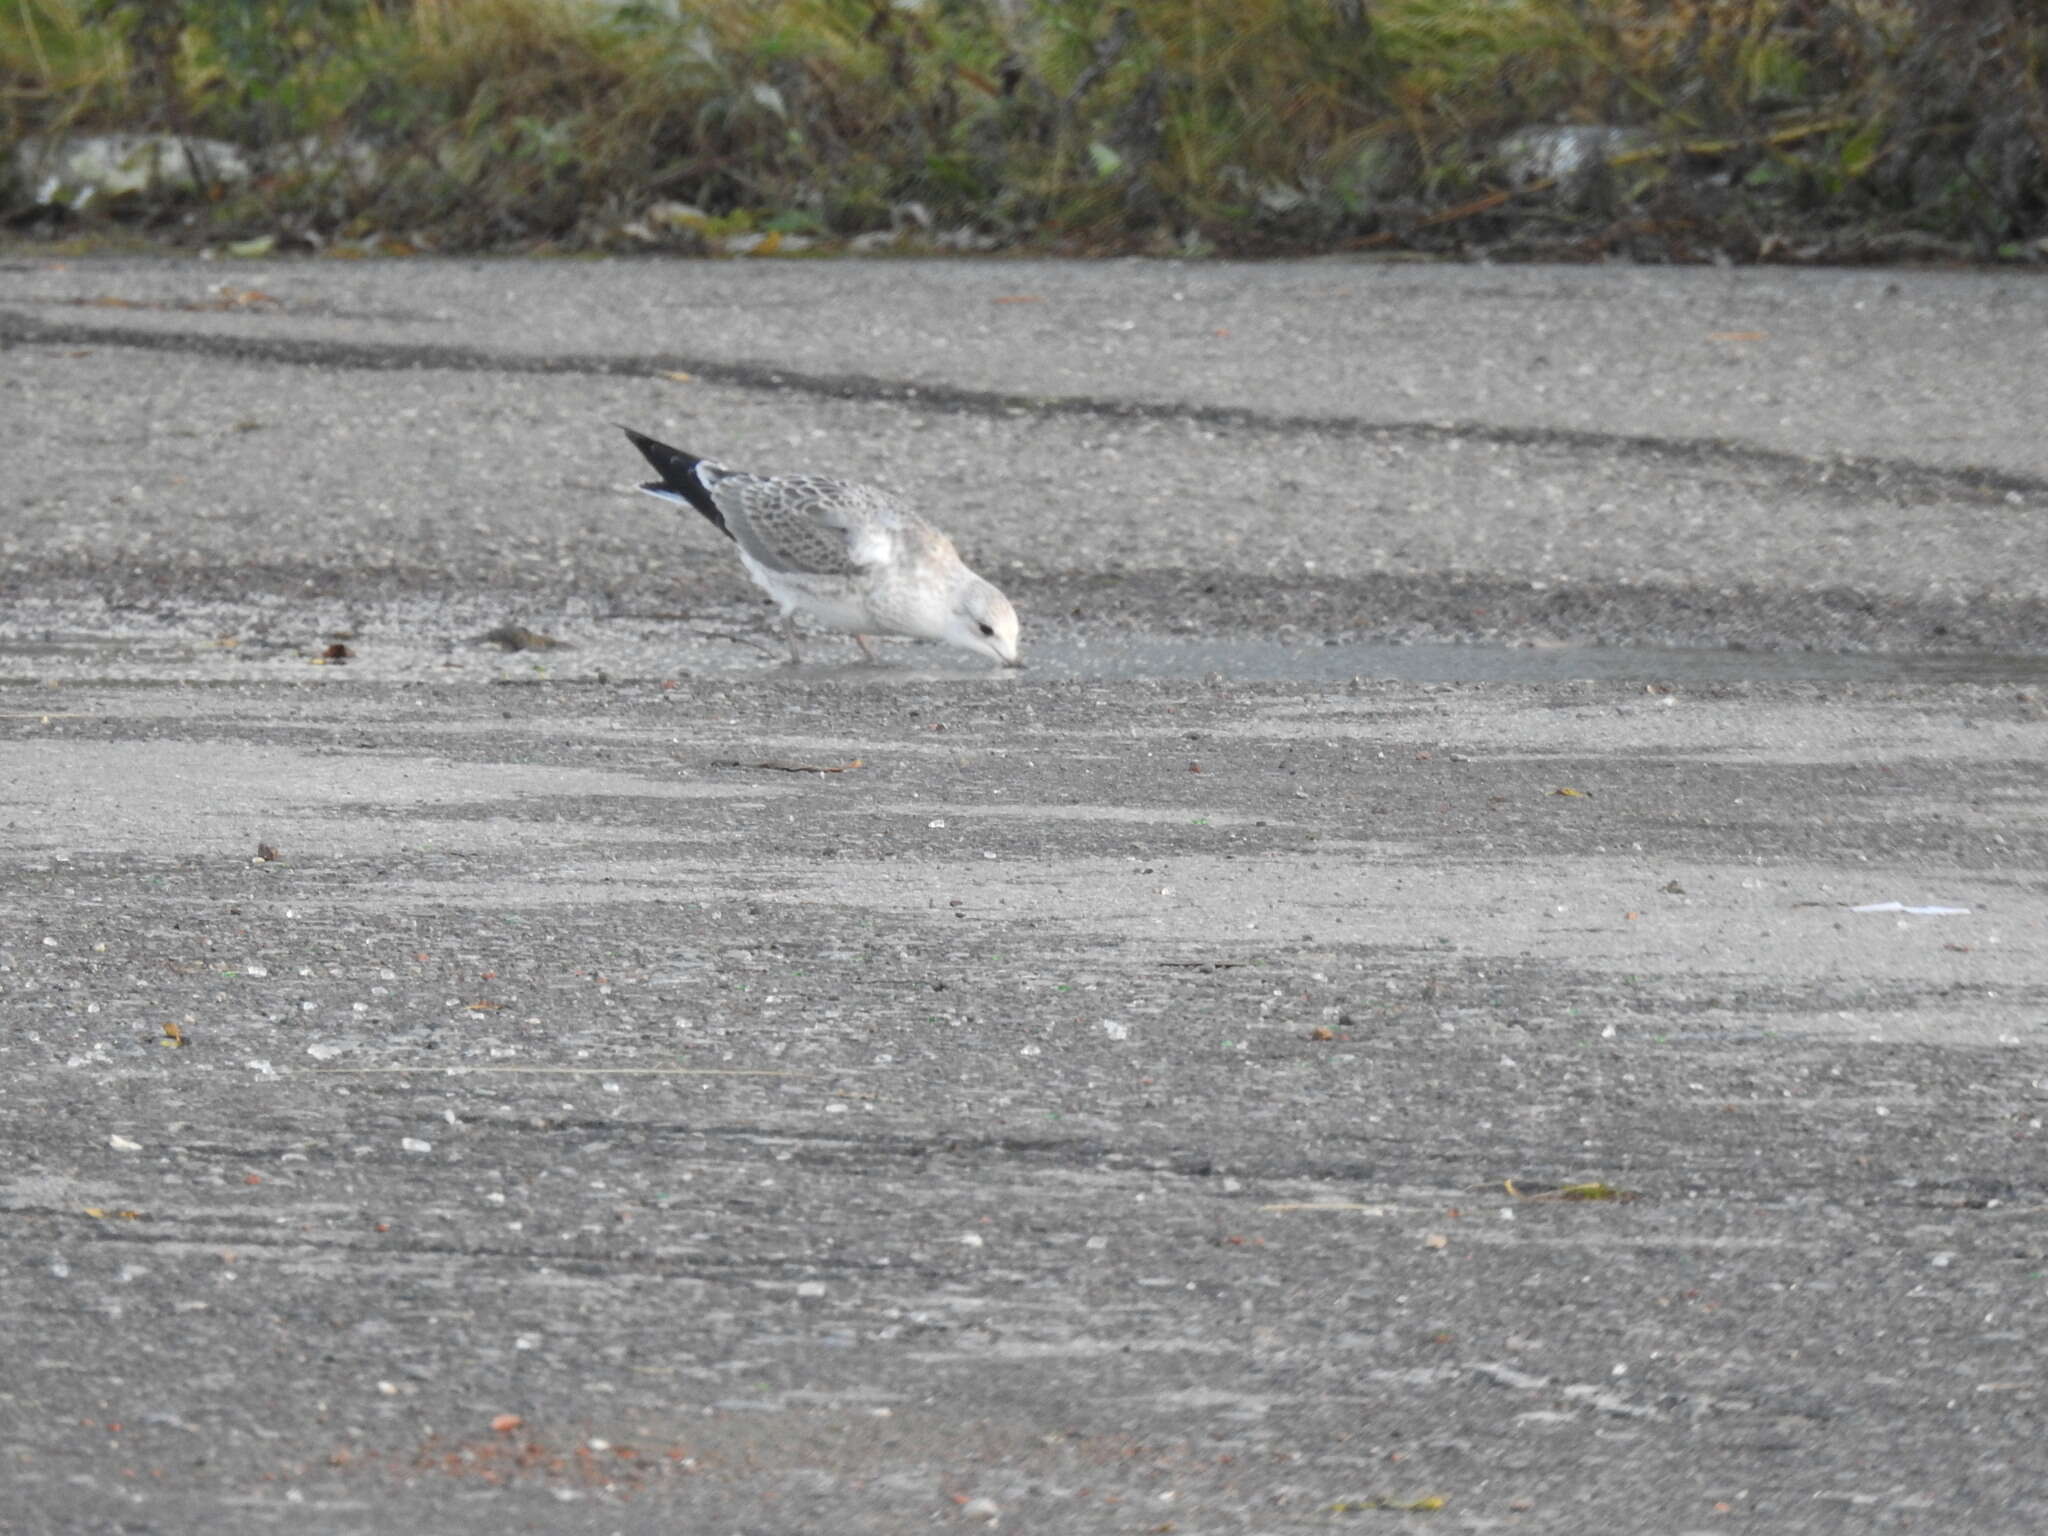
left=1, top=255, right=2045, bottom=1535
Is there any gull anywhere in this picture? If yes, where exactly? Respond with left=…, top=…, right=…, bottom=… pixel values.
left=621, top=427, right=1022, bottom=669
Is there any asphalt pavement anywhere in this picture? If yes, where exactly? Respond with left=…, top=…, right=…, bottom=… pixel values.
left=1, top=255, right=2045, bottom=1535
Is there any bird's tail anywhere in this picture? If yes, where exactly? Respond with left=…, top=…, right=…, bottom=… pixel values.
left=619, top=426, right=733, bottom=541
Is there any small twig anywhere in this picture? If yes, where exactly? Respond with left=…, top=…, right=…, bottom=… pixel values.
left=687, top=625, right=781, bottom=657
left=711, top=757, right=864, bottom=775
left=1344, top=114, right=1862, bottom=250
left=1646, top=116, right=1859, bottom=161
left=1497, top=1179, right=1641, bottom=1203
left=1415, top=184, right=1534, bottom=228
left=1344, top=181, right=1554, bottom=248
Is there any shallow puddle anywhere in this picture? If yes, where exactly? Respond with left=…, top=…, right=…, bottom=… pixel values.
left=2, top=623, right=2045, bottom=688
left=1029, top=633, right=2048, bottom=685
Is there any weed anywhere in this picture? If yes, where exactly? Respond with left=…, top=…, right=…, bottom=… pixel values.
left=0, top=0, right=2042, bottom=258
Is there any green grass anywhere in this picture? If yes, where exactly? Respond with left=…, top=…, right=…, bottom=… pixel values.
left=2, top=0, right=2044, bottom=257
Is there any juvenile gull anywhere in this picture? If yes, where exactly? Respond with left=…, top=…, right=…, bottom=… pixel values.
left=621, top=427, right=1022, bottom=669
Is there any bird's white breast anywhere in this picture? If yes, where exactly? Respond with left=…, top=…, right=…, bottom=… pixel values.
left=738, top=550, right=875, bottom=633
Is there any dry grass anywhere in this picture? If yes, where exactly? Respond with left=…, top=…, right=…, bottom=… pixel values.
left=1, top=0, right=2043, bottom=258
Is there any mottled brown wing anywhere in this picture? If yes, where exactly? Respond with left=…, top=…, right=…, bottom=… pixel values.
left=708, top=472, right=905, bottom=577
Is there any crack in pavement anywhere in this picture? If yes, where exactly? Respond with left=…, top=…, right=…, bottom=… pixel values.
left=5, top=306, right=2043, bottom=504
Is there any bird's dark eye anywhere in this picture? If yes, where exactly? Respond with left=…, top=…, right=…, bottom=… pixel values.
left=976, top=622, right=995, bottom=637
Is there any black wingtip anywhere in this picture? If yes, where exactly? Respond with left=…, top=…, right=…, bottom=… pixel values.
left=618, top=425, right=732, bottom=540
left=617, top=424, right=698, bottom=479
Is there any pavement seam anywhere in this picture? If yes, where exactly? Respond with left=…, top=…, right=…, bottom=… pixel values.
left=4, top=306, right=2044, bottom=504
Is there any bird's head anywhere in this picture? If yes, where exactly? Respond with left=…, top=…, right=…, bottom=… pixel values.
left=948, top=578, right=1022, bottom=668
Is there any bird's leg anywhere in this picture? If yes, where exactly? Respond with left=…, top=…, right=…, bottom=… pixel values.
left=852, top=634, right=880, bottom=663
left=781, top=616, right=804, bottom=666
